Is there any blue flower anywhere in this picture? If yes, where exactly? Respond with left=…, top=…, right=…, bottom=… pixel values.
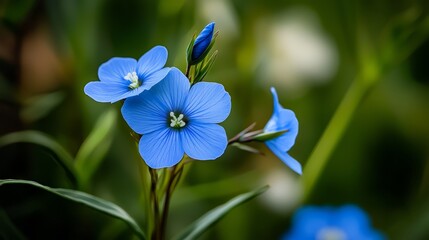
left=283, top=205, right=385, bottom=240
left=264, top=87, right=302, bottom=175
left=191, top=22, right=215, bottom=62
left=121, top=67, right=231, bottom=168
left=84, top=46, right=170, bottom=103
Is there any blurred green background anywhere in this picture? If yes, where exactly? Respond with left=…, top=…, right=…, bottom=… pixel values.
left=1, top=0, right=429, bottom=239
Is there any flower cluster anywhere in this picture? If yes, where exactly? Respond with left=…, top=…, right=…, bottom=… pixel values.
left=80, top=21, right=326, bottom=240
left=84, top=22, right=301, bottom=174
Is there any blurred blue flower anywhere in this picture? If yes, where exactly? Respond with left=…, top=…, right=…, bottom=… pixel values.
left=192, top=22, right=215, bottom=62
left=121, top=67, right=231, bottom=168
left=283, top=205, right=385, bottom=240
left=264, top=87, right=302, bottom=174
left=84, top=46, right=170, bottom=103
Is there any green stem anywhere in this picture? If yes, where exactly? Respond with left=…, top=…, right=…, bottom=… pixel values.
left=185, top=64, right=191, bottom=79
left=302, top=79, right=370, bottom=201
left=136, top=156, right=151, bottom=235
left=149, top=168, right=161, bottom=240
left=159, top=161, right=185, bottom=240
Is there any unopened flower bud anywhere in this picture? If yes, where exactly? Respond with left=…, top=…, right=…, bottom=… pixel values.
left=190, top=22, right=215, bottom=64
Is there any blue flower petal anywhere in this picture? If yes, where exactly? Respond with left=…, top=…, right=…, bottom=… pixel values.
left=121, top=68, right=189, bottom=134
left=335, top=205, right=380, bottom=239
left=121, top=92, right=167, bottom=134
left=139, top=128, right=184, bottom=169
left=266, top=141, right=302, bottom=175
left=137, top=46, right=168, bottom=77
left=265, top=109, right=298, bottom=152
left=152, top=67, right=189, bottom=111
left=183, top=82, right=231, bottom=123
left=98, top=57, right=137, bottom=83
left=284, top=206, right=333, bottom=240
left=84, top=81, right=130, bottom=103
left=192, top=22, right=215, bottom=60
left=284, top=205, right=386, bottom=240
left=264, top=87, right=298, bottom=152
left=181, top=122, right=227, bottom=160
left=140, top=67, right=171, bottom=91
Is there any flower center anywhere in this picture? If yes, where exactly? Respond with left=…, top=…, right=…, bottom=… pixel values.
left=316, top=227, right=346, bottom=240
left=124, top=71, right=140, bottom=89
left=169, top=112, right=186, bottom=128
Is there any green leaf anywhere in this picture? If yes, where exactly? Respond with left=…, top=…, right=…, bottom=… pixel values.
left=75, top=108, right=117, bottom=187
left=0, top=179, right=146, bottom=240
left=0, top=131, right=78, bottom=186
left=173, top=185, right=269, bottom=240
left=20, top=91, right=65, bottom=123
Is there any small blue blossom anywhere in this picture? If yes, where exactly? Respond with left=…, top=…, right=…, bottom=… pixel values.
left=192, top=22, right=215, bottom=61
left=264, top=87, right=302, bottom=175
left=283, top=205, right=385, bottom=240
left=121, top=67, right=231, bottom=168
left=84, top=46, right=170, bottom=103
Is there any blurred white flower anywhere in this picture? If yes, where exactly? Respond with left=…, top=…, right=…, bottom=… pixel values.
left=256, top=7, right=338, bottom=93
left=196, top=0, right=239, bottom=40
left=260, top=168, right=302, bottom=213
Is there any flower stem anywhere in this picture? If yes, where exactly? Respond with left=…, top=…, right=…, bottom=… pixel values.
left=147, top=159, right=187, bottom=240
left=159, top=161, right=185, bottom=240
left=227, top=122, right=258, bottom=145
left=302, top=79, right=371, bottom=201
left=185, top=64, right=191, bottom=78
left=149, top=168, right=161, bottom=240
left=135, top=155, right=152, bottom=235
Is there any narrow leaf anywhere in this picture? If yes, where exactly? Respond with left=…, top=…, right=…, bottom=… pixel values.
left=0, top=179, right=146, bottom=240
left=75, top=108, right=117, bottom=186
left=174, top=185, right=269, bottom=240
left=21, top=91, right=65, bottom=123
left=0, top=131, right=78, bottom=186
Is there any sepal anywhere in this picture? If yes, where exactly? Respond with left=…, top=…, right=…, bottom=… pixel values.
left=252, top=129, right=288, bottom=142
left=231, top=142, right=263, bottom=155
left=193, top=50, right=218, bottom=84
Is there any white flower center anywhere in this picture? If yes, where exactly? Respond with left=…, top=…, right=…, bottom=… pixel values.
left=316, top=227, right=346, bottom=240
left=124, top=71, right=140, bottom=89
left=170, top=112, right=186, bottom=128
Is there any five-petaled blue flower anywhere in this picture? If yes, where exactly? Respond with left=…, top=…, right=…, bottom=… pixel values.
left=283, top=205, right=385, bottom=240
left=121, top=67, right=231, bottom=168
left=264, top=87, right=302, bottom=175
left=192, top=22, right=215, bottom=62
left=84, top=46, right=170, bottom=103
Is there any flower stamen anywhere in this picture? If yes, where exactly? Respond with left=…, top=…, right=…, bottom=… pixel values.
left=124, top=72, right=140, bottom=89
left=170, top=112, right=186, bottom=128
